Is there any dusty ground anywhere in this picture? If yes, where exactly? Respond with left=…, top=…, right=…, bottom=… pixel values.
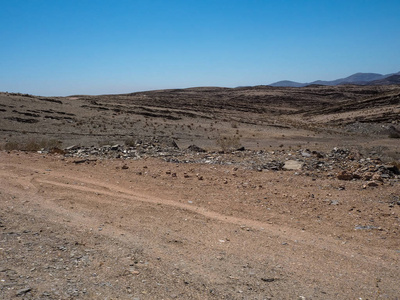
left=1, top=151, right=399, bottom=299
left=1, top=85, right=399, bottom=153
left=0, top=85, right=400, bottom=299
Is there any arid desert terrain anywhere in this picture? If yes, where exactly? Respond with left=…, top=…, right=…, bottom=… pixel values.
left=1, top=84, right=400, bottom=299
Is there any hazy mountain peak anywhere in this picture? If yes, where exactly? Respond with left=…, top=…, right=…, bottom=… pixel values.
left=269, top=71, right=400, bottom=87
left=269, top=80, right=305, bottom=87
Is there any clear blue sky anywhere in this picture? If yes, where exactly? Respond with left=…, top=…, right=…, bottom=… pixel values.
left=1, top=0, right=399, bottom=96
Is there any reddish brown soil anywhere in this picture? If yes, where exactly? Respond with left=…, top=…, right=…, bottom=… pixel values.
left=1, top=151, right=399, bottom=299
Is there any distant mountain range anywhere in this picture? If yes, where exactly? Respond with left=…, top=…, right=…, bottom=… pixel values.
left=269, top=71, right=400, bottom=87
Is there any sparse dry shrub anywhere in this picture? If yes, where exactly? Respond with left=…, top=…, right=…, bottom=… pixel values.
left=45, top=139, right=63, bottom=150
left=27, top=139, right=62, bottom=151
left=216, top=135, right=241, bottom=152
left=98, top=140, right=113, bottom=147
left=391, top=161, right=400, bottom=170
left=3, top=139, right=62, bottom=151
left=125, top=138, right=136, bottom=147
left=24, top=141, right=42, bottom=151
left=389, top=132, right=400, bottom=139
left=4, top=141, right=21, bottom=151
left=388, top=126, right=400, bottom=139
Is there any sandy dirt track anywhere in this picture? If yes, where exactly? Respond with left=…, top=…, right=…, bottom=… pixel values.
left=1, top=151, right=399, bottom=299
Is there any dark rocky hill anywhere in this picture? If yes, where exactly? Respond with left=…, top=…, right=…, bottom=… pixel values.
left=368, top=74, right=400, bottom=86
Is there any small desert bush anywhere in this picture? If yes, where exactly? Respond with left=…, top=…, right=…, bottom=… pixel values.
left=3, top=139, right=62, bottom=151
left=125, top=138, right=136, bottom=147
left=388, top=126, right=400, bottom=138
left=391, top=160, right=400, bottom=169
left=4, top=141, right=20, bottom=151
left=98, top=140, right=114, bottom=147
left=230, top=121, right=238, bottom=128
left=389, top=132, right=400, bottom=139
left=216, top=135, right=241, bottom=152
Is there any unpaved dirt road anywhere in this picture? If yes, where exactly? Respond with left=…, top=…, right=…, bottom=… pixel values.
left=1, top=151, right=399, bottom=299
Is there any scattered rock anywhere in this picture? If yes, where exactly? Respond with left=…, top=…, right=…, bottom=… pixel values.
left=367, top=181, right=379, bottom=187
left=372, top=173, right=383, bottom=181
left=16, top=288, right=32, bottom=296
left=65, top=145, right=79, bottom=151
left=355, top=225, right=380, bottom=230
left=337, top=171, right=353, bottom=181
left=60, top=145, right=398, bottom=184
left=362, top=172, right=374, bottom=181
left=383, top=164, right=400, bottom=175
left=168, top=140, right=180, bottom=149
left=261, top=278, right=276, bottom=282
left=74, top=159, right=89, bottom=164
left=187, top=144, right=206, bottom=153
left=312, top=150, right=324, bottom=158
left=283, top=160, right=303, bottom=170
left=128, top=268, right=140, bottom=275
left=49, top=147, right=65, bottom=154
